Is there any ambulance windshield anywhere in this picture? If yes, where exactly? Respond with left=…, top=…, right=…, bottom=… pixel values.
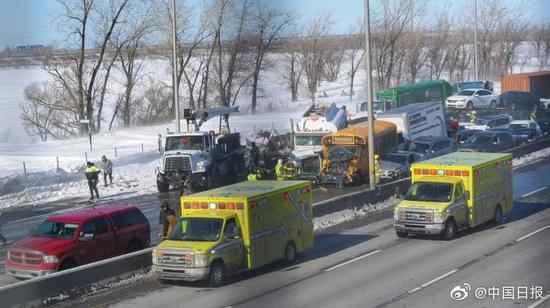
left=405, top=182, right=453, bottom=202
left=170, top=218, right=223, bottom=242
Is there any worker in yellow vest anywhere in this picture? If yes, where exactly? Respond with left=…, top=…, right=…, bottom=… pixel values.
left=374, top=154, right=382, bottom=185
left=275, top=159, right=284, bottom=180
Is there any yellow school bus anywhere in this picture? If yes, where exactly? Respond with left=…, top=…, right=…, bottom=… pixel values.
left=152, top=180, right=314, bottom=286
left=394, top=152, right=513, bottom=240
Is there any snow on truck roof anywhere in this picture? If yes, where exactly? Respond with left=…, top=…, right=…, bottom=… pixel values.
left=418, top=152, right=511, bottom=168
left=187, top=180, right=310, bottom=199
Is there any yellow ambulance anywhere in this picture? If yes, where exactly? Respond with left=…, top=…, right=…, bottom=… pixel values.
left=152, top=180, right=314, bottom=286
left=394, top=152, right=513, bottom=240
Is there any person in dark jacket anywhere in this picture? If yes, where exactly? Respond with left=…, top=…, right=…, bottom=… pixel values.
left=249, top=142, right=260, bottom=172
left=101, top=155, right=113, bottom=186
left=85, top=162, right=101, bottom=200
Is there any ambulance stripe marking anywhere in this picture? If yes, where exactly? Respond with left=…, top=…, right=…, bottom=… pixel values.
left=324, top=249, right=381, bottom=272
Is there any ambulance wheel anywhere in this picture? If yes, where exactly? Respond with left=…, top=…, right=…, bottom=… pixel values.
left=284, top=242, right=297, bottom=264
left=442, top=219, right=457, bottom=241
left=494, top=206, right=503, bottom=225
left=209, top=261, right=225, bottom=287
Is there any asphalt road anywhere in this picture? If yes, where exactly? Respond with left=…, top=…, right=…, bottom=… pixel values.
left=57, top=160, right=550, bottom=308
left=0, top=181, right=366, bottom=285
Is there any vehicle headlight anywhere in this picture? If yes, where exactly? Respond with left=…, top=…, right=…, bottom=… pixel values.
left=433, top=210, right=448, bottom=224
left=194, top=254, right=209, bottom=267
left=43, top=255, right=59, bottom=264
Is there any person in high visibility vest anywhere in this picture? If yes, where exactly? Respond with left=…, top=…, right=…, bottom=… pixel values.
left=275, top=159, right=284, bottom=180
left=248, top=168, right=263, bottom=181
left=374, top=154, right=382, bottom=185
left=85, top=162, right=101, bottom=200
left=469, top=110, right=477, bottom=124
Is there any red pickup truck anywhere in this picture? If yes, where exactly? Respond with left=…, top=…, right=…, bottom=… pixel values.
left=5, top=205, right=150, bottom=279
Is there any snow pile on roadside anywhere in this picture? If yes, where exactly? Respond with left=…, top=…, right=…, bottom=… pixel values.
left=0, top=156, right=158, bottom=209
left=314, top=196, right=399, bottom=231
left=512, top=146, right=550, bottom=167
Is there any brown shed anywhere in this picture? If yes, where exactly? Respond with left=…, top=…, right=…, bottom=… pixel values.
left=501, top=71, right=550, bottom=99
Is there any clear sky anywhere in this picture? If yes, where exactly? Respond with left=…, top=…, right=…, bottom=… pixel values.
left=0, top=0, right=549, bottom=47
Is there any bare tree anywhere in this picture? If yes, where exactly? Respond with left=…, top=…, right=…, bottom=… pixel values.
left=494, top=12, right=528, bottom=75
left=347, top=23, right=365, bottom=100
left=282, top=47, right=303, bottom=102
left=371, top=0, right=415, bottom=89
left=248, top=1, right=293, bottom=113
left=55, top=0, right=130, bottom=134
left=402, top=30, right=425, bottom=83
left=427, top=14, right=450, bottom=79
left=531, top=23, right=550, bottom=70
left=299, top=15, right=332, bottom=101
left=323, top=45, right=346, bottom=82
left=20, top=82, right=80, bottom=141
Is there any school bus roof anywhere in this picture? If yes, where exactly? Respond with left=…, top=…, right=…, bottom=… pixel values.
left=187, top=180, right=310, bottom=199
left=416, top=152, right=512, bottom=169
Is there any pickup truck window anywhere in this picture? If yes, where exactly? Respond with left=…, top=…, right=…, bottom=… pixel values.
left=32, top=220, right=79, bottom=240
left=405, top=182, right=453, bottom=202
left=82, top=218, right=109, bottom=235
left=112, top=210, right=148, bottom=229
left=169, top=218, right=223, bottom=242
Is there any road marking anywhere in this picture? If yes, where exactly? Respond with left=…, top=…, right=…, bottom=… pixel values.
left=407, top=269, right=458, bottom=294
left=324, top=249, right=381, bottom=272
left=521, top=186, right=547, bottom=198
left=528, top=294, right=550, bottom=308
left=516, top=226, right=550, bottom=242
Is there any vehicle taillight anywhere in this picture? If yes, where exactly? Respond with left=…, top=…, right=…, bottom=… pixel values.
left=218, top=202, right=226, bottom=209
left=227, top=203, right=235, bottom=209
left=192, top=202, right=200, bottom=209
left=200, top=202, right=208, bottom=209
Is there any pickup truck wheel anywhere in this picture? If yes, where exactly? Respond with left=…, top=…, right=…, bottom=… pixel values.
left=157, top=179, right=169, bottom=193
left=59, top=259, right=77, bottom=271
left=284, top=242, right=297, bottom=263
left=494, top=206, right=504, bottom=225
left=209, top=261, right=225, bottom=287
left=442, top=219, right=457, bottom=241
left=396, top=230, right=408, bottom=238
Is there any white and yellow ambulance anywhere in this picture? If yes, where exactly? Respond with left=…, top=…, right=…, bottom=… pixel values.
left=152, top=180, right=314, bottom=286
left=394, top=152, right=513, bottom=240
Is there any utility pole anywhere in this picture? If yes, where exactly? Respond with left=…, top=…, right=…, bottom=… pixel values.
left=473, top=0, right=479, bottom=80
left=172, top=0, right=181, bottom=133
left=364, top=0, right=375, bottom=191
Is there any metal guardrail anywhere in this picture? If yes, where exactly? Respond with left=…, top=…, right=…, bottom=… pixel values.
left=2, top=136, right=550, bottom=307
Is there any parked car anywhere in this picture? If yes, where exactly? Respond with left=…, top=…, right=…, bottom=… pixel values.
left=403, top=136, right=457, bottom=160
left=380, top=151, right=419, bottom=180
left=467, top=114, right=513, bottom=131
left=459, top=131, right=515, bottom=152
left=446, top=89, right=498, bottom=110
left=453, top=80, right=494, bottom=93
left=498, top=91, right=539, bottom=111
left=5, top=205, right=150, bottom=279
left=456, top=128, right=482, bottom=144
left=489, top=120, right=543, bottom=144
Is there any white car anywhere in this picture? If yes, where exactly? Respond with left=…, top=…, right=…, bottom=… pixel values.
left=509, top=120, right=543, bottom=138
left=446, top=89, right=498, bottom=109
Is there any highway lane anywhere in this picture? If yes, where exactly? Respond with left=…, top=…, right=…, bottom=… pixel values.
left=71, top=161, right=550, bottom=308
left=0, top=182, right=365, bottom=284
left=101, top=191, right=550, bottom=308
